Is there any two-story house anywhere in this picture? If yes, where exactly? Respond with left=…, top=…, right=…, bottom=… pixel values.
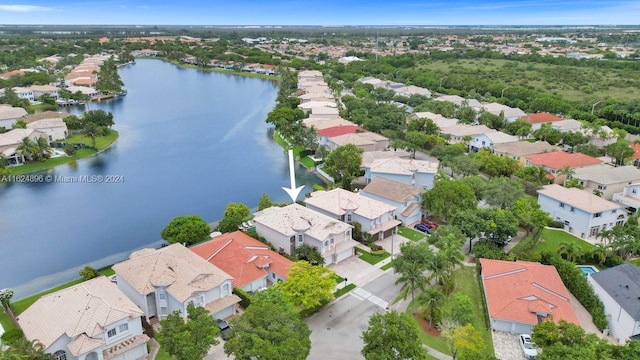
left=469, top=131, right=519, bottom=152
left=0, top=105, right=28, bottom=130
left=365, top=157, right=439, bottom=190
left=328, top=131, right=389, bottom=152
left=571, top=164, right=640, bottom=200
left=360, top=177, right=425, bottom=225
left=537, top=184, right=627, bottom=239
left=190, top=231, right=292, bottom=293
left=439, top=124, right=495, bottom=145
left=17, top=276, right=150, bottom=360
left=113, top=243, right=240, bottom=322
left=524, top=151, right=602, bottom=184
left=519, top=112, right=564, bottom=130
left=253, top=204, right=358, bottom=265
left=305, top=188, right=401, bottom=241
left=588, top=264, right=640, bottom=344
left=613, top=183, right=640, bottom=213
left=492, top=140, right=556, bottom=166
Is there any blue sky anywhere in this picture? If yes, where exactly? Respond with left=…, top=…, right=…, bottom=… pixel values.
left=0, top=1, right=638, bottom=25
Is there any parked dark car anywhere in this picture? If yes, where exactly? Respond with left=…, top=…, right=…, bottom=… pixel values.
left=414, top=223, right=430, bottom=234
left=421, top=220, right=439, bottom=229
left=217, top=319, right=231, bottom=340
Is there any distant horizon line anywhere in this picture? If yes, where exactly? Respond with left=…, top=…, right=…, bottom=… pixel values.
left=1, top=24, right=639, bottom=28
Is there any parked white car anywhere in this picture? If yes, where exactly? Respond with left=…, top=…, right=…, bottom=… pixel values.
left=519, top=334, right=538, bottom=359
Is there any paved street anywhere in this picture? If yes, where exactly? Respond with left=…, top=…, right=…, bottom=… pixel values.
left=306, top=271, right=402, bottom=360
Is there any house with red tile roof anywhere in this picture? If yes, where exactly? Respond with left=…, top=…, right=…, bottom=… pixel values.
left=190, top=231, right=293, bottom=293
left=480, top=258, right=581, bottom=334
left=524, top=151, right=602, bottom=184
left=317, top=125, right=360, bottom=147
left=520, top=112, right=564, bottom=130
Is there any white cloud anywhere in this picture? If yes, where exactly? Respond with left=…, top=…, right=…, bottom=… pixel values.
left=0, top=5, right=52, bottom=12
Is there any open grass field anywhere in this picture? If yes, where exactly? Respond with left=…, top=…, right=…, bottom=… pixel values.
left=423, top=58, right=640, bottom=101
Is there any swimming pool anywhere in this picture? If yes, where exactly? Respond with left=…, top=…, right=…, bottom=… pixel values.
left=577, top=265, right=598, bottom=276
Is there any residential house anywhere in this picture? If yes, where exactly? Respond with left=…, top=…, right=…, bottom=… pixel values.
left=29, top=85, right=60, bottom=100
left=439, top=124, right=496, bottom=145
left=253, top=203, right=358, bottom=265
left=317, top=125, right=360, bottom=147
left=632, top=143, right=640, bottom=167
left=477, top=102, right=526, bottom=122
left=469, top=131, right=519, bottom=152
left=520, top=112, right=564, bottom=130
left=305, top=188, right=401, bottom=241
left=190, top=231, right=292, bottom=293
left=112, top=243, right=240, bottom=322
left=0, top=128, right=47, bottom=166
left=524, top=151, right=602, bottom=184
left=492, top=141, right=556, bottom=165
left=310, top=106, right=340, bottom=119
left=298, top=101, right=337, bottom=114
left=406, top=112, right=458, bottom=129
left=588, top=264, right=640, bottom=343
left=392, top=85, right=431, bottom=98
left=480, top=258, right=581, bottom=334
left=328, top=132, right=389, bottom=152
left=537, top=184, right=627, bottom=239
left=17, top=276, right=150, bottom=360
left=571, top=165, right=640, bottom=200
left=360, top=177, right=425, bottom=225
left=298, top=92, right=335, bottom=103
left=612, top=183, right=640, bottom=213
left=66, top=86, right=100, bottom=98
left=360, top=149, right=412, bottom=169
left=365, top=157, right=439, bottom=189
left=21, top=111, right=70, bottom=125
left=552, top=119, right=583, bottom=133
left=304, top=117, right=354, bottom=130
left=12, top=87, right=34, bottom=102
left=0, top=105, right=28, bottom=130
left=434, top=95, right=482, bottom=108
left=26, top=118, right=69, bottom=142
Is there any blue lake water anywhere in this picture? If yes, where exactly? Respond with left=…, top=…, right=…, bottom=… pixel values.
left=0, top=59, right=322, bottom=298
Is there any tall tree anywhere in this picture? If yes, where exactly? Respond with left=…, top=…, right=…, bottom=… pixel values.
left=361, top=311, right=428, bottom=360
left=258, top=193, right=274, bottom=211
left=392, top=241, right=432, bottom=313
left=441, top=322, right=486, bottom=360
left=277, top=261, right=335, bottom=311
left=483, top=177, right=525, bottom=209
left=511, top=197, right=551, bottom=235
left=161, top=215, right=210, bottom=245
left=156, top=303, right=219, bottom=360
left=417, top=287, right=445, bottom=330
left=16, top=137, right=37, bottom=161
left=606, top=140, right=634, bottom=166
left=323, top=144, right=363, bottom=190
left=218, top=202, right=251, bottom=233
left=82, top=122, right=100, bottom=149
left=224, top=287, right=311, bottom=360
left=423, top=178, right=477, bottom=221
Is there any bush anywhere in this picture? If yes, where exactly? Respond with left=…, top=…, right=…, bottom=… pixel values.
left=539, top=252, right=608, bottom=330
left=472, top=240, right=507, bottom=260
left=233, top=287, right=252, bottom=309
left=1, top=328, right=24, bottom=345
left=64, top=143, right=76, bottom=156
left=79, top=266, right=99, bottom=280
left=549, top=220, right=564, bottom=229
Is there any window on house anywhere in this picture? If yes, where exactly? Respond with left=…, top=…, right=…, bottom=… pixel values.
left=590, top=226, right=599, bottom=237
left=324, top=240, right=329, bottom=247
left=107, top=328, right=117, bottom=338
left=160, top=307, right=168, bottom=316
left=347, top=214, right=352, bottom=222
left=633, top=189, right=637, bottom=194
left=158, top=289, right=166, bottom=301
left=612, top=210, right=617, bottom=214
left=559, top=202, right=565, bottom=208
left=330, top=238, right=335, bottom=245
left=597, top=185, right=607, bottom=190
left=222, top=283, right=230, bottom=296
left=346, top=230, right=351, bottom=238
left=594, top=212, right=602, bottom=218
left=53, top=351, right=67, bottom=360
left=297, top=234, right=303, bottom=245
left=119, top=324, right=129, bottom=333
left=272, top=273, right=276, bottom=279
left=570, top=207, right=575, bottom=213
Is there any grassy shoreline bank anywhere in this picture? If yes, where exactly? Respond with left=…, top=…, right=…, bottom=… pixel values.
left=4, top=130, right=119, bottom=176
left=161, top=58, right=282, bottom=81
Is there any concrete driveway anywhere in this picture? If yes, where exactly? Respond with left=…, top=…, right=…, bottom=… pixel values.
left=306, top=271, right=402, bottom=360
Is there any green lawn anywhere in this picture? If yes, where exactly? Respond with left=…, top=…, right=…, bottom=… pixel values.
left=6, top=131, right=119, bottom=176
left=11, top=267, right=115, bottom=315
left=398, top=226, right=427, bottom=242
left=0, top=308, right=17, bottom=334
left=380, top=262, right=394, bottom=271
left=535, top=228, right=595, bottom=254
left=155, top=348, right=172, bottom=360
left=630, top=258, right=640, bottom=267
left=355, top=247, right=391, bottom=265
left=335, top=284, right=356, bottom=297
left=408, top=266, right=494, bottom=357
left=299, top=156, right=316, bottom=168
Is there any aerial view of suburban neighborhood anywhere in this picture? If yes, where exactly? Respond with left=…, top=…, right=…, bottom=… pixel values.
left=3, top=1, right=640, bottom=360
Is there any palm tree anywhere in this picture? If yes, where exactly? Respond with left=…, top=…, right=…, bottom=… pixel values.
left=417, top=287, right=445, bottom=330
left=427, top=251, right=449, bottom=286
left=393, top=261, right=428, bottom=314
left=532, top=166, right=551, bottom=186
left=294, top=244, right=324, bottom=266
left=16, top=137, right=37, bottom=162
left=35, top=137, right=53, bottom=161
left=558, top=166, right=575, bottom=185
left=558, top=242, right=583, bottom=263
left=83, top=122, right=100, bottom=149
left=315, top=145, right=329, bottom=161
left=590, top=243, right=609, bottom=266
